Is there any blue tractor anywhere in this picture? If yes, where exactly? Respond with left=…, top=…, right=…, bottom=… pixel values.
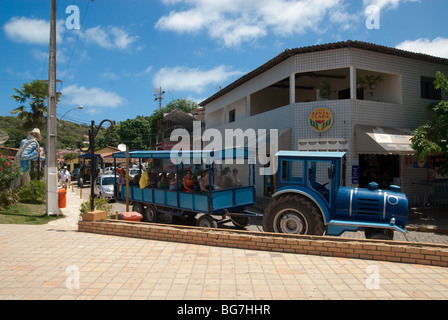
left=262, top=151, right=408, bottom=240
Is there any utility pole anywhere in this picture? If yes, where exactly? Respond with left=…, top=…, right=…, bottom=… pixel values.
left=154, top=87, right=165, bottom=111
left=46, top=0, right=58, bottom=216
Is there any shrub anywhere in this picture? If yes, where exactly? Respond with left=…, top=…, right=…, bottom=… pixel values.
left=79, top=197, right=113, bottom=216
left=19, top=180, right=46, bottom=204
left=0, top=153, right=22, bottom=208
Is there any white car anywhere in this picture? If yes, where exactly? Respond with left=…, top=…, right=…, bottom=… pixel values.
left=94, top=174, right=117, bottom=200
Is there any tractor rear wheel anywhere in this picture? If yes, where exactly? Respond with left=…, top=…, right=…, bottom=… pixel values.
left=263, top=195, right=325, bottom=236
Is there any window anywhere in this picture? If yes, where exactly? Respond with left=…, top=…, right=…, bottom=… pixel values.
left=421, top=77, right=441, bottom=100
left=281, top=160, right=304, bottom=183
left=228, top=109, right=235, bottom=123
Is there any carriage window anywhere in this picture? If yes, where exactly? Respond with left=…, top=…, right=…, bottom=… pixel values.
left=281, top=160, right=304, bottom=183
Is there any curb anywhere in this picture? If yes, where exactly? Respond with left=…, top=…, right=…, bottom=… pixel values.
left=78, top=219, right=448, bottom=268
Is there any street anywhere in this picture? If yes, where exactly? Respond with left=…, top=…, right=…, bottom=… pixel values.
left=76, top=186, right=448, bottom=246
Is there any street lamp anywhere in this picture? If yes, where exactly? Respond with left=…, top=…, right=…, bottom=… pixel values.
left=59, top=105, right=84, bottom=121
left=78, top=119, right=113, bottom=211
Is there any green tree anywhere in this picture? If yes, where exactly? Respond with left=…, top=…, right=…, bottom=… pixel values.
left=93, top=121, right=120, bottom=150
left=117, top=116, right=152, bottom=150
left=411, top=72, right=448, bottom=175
left=10, top=80, right=59, bottom=131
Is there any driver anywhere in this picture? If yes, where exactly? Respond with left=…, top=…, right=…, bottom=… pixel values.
left=308, top=169, right=329, bottom=200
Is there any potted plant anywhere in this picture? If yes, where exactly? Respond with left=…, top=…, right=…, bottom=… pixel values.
left=318, top=81, right=332, bottom=100
left=357, top=74, right=384, bottom=90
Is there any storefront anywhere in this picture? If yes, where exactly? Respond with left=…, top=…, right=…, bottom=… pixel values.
left=355, top=125, right=415, bottom=190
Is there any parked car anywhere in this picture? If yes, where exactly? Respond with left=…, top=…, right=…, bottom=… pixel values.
left=94, top=174, right=118, bottom=201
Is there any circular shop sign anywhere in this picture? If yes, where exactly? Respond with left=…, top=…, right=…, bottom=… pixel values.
left=309, top=107, right=334, bottom=133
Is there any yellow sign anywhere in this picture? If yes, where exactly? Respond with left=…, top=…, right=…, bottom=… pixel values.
left=309, top=107, right=333, bottom=132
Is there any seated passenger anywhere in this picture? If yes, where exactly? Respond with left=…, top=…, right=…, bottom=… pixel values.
left=230, top=168, right=241, bottom=187
left=192, top=175, right=200, bottom=193
left=183, top=170, right=194, bottom=192
left=132, top=173, right=141, bottom=185
left=149, top=172, right=159, bottom=188
left=169, top=174, right=178, bottom=190
left=198, top=170, right=210, bottom=193
left=218, top=167, right=233, bottom=188
left=158, top=173, right=168, bottom=189
left=139, top=167, right=151, bottom=189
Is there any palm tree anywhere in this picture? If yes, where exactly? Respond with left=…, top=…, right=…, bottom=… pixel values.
left=10, top=80, right=60, bottom=131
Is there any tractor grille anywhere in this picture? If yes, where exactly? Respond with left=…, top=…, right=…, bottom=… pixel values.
left=355, top=198, right=380, bottom=215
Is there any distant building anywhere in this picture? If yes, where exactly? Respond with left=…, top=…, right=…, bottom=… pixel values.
left=200, top=40, right=448, bottom=205
left=159, top=108, right=205, bottom=150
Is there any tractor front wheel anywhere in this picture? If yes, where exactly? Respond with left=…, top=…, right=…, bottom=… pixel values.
left=263, top=195, right=325, bottom=236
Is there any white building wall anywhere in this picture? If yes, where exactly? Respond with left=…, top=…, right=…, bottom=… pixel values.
left=204, top=46, right=448, bottom=202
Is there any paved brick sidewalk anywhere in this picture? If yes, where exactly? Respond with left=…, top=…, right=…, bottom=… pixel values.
left=0, top=187, right=447, bottom=300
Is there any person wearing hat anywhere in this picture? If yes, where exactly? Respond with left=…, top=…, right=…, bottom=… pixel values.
left=60, top=165, right=71, bottom=190
left=11, top=128, right=42, bottom=190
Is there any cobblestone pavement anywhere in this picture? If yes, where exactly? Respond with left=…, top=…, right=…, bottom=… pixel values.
left=0, top=186, right=447, bottom=301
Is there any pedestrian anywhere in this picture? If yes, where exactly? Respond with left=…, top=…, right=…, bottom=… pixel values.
left=60, top=166, right=71, bottom=190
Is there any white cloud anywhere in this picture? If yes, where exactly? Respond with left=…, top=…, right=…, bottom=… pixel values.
left=396, top=37, right=448, bottom=59
left=363, top=0, right=420, bottom=11
left=155, top=0, right=350, bottom=47
left=153, top=65, right=244, bottom=93
left=80, top=25, right=139, bottom=50
left=62, top=84, right=126, bottom=108
left=3, top=16, right=64, bottom=45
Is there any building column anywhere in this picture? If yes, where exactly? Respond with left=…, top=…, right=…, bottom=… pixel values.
left=290, top=73, right=296, bottom=104
left=246, top=95, right=251, bottom=117
left=350, top=66, right=357, bottom=100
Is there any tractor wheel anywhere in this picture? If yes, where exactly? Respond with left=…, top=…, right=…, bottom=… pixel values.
left=263, top=195, right=325, bottom=236
left=144, top=205, right=159, bottom=223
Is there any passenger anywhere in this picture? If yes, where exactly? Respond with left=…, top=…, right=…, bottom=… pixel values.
left=118, top=170, right=126, bottom=195
left=166, top=172, right=175, bottom=186
left=183, top=170, right=194, bottom=192
left=132, top=172, right=141, bottom=185
left=158, top=173, right=168, bottom=189
left=149, top=172, right=159, bottom=188
left=192, top=175, right=200, bottom=193
left=218, top=167, right=233, bottom=188
left=198, top=170, right=210, bottom=193
left=169, top=174, right=178, bottom=190
left=230, top=168, right=241, bottom=187
left=139, top=167, right=151, bottom=189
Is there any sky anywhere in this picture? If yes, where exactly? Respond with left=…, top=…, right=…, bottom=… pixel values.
left=1, top=0, right=447, bottom=127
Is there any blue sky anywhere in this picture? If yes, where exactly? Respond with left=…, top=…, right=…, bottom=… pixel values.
left=1, top=0, right=447, bottom=126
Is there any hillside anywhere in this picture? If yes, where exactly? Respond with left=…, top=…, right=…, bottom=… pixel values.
left=0, top=116, right=89, bottom=149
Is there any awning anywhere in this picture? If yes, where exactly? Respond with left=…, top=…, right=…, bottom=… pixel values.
left=355, top=125, right=415, bottom=155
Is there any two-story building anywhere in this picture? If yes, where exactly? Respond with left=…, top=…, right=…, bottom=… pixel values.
left=199, top=40, right=448, bottom=206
